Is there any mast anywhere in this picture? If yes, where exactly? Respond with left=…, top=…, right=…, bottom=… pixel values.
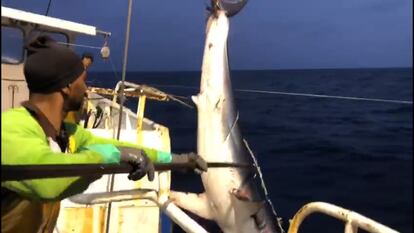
left=105, top=0, right=134, bottom=232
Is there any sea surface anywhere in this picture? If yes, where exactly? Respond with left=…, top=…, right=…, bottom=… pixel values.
left=89, top=68, right=412, bottom=233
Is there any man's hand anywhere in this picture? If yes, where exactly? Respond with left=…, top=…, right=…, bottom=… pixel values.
left=117, top=147, right=155, bottom=181
left=171, top=152, right=208, bottom=174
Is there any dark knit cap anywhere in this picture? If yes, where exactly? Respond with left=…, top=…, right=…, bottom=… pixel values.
left=24, top=36, right=85, bottom=93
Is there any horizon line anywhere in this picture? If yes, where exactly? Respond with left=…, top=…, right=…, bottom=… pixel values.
left=89, top=66, right=413, bottom=73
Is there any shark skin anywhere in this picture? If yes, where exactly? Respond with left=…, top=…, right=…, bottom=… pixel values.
left=170, top=10, right=283, bottom=233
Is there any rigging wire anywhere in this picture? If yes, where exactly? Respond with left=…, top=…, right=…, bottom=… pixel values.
left=149, top=84, right=413, bottom=105
left=45, top=0, right=52, bottom=16
left=56, top=41, right=102, bottom=49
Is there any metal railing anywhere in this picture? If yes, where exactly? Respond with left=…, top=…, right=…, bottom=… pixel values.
left=288, top=202, right=399, bottom=233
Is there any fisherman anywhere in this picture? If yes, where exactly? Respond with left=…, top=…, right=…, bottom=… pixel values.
left=1, top=36, right=207, bottom=233
left=81, top=52, right=94, bottom=70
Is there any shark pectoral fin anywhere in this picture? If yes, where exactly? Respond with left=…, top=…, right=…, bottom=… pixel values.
left=170, top=191, right=214, bottom=220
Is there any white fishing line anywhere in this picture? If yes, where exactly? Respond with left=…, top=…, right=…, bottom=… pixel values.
left=243, top=139, right=285, bottom=233
left=152, top=84, right=412, bottom=105
left=236, top=89, right=412, bottom=105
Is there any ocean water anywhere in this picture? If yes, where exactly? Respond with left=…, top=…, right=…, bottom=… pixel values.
left=88, top=68, right=412, bottom=233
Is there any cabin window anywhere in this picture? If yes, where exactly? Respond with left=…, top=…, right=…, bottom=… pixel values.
left=1, top=26, right=24, bottom=64
left=28, top=30, right=69, bottom=46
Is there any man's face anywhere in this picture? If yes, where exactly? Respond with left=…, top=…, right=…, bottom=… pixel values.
left=82, top=58, right=93, bottom=69
left=65, top=71, right=88, bottom=111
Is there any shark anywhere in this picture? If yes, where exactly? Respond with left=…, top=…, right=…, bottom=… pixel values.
left=170, top=3, right=284, bottom=233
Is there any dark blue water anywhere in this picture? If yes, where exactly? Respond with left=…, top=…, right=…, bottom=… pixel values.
left=89, top=68, right=412, bottom=233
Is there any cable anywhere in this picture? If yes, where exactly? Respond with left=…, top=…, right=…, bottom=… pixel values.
left=236, top=89, right=413, bottom=105
left=150, top=84, right=412, bottom=105
left=56, top=41, right=102, bottom=49
left=45, top=0, right=52, bottom=16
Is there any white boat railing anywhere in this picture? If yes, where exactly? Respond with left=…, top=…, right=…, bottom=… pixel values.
left=288, top=202, right=399, bottom=233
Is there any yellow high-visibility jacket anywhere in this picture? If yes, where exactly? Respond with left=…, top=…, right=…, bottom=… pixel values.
left=1, top=105, right=171, bottom=233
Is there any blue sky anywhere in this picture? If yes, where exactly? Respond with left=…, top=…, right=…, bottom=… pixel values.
left=2, top=0, right=412, bottom=71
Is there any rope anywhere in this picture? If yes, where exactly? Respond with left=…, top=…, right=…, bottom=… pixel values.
left=150, top=84, right=412, bottom=105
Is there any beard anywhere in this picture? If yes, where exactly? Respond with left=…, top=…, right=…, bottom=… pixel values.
left=63, top=95, right=84, bottom=112
left=69, top=98, right=83, bottom=111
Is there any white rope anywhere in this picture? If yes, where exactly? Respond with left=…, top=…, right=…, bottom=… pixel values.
left=151, top=84, right=412, bottom=105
